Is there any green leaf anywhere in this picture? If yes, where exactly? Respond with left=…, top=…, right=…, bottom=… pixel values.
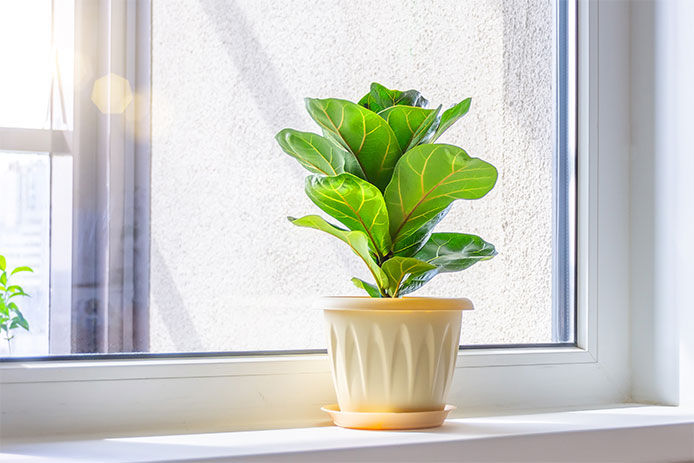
left=0, top=299, right=7, bottom=316
left=0, top=272, right=6, bottom=286
left=416, top=233, right=497, bottom=270
left=430, top=98, right=472, bottom=142
left=7, top=286, right=28, bottom=299
left=381, top=257, right=436, bottom=297
left=357, top=85, right=427, bottom=113
left=0, top=255, right=5, bottom=271
left=10, top=309, right=29, bottom=331
left=289, top=215, right=388, bottom=291
left=351, top=277, right=382, bottom=297
left=399, top=233, right=497, bottom=295
left=275, top=129, right=365, bottom=178
left=305, top=98, right=402, bottom=191
left=384, top=144, right=498, bottom=256
left=10, top=266, right=33, bottom=275
left=357, top=92, right=381, bottom=112
left=305, top=173, right=391, bottom=258
left=369, top=83, right=427, bottom=110
left=378, top=105, right=442, bottom=152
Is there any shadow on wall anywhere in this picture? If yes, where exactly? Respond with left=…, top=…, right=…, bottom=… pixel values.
left=150, top=240, right=205, bottom=351
left=198, top=0, right=303, bottom=132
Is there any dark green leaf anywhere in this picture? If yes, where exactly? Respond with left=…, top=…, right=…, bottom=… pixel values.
left=10, top=318, right=29, bottom=331
left=351, top=277, right=382, bottom=297
left=384, top=144, right=498, bottom=256
left=381, top=257, right=436, bottom=297
left=10, top=310, right=29, bottom=331
left=358, top=84, right=427, bottom=112
left=289, top=215, right=388, bottom=290
left=430, top=98, right=472, bottom=142
left=417, top=233, right=497, bottom=270
left=378, top=105, right=441, bottom=152
left=357, top=92, right=380, bottom=112
left=275, top=129, right=365, bottom=178
left=397, top=89, right=428, bottom=108
left=369, top=83, right=427, bottom=110
left=305, top=173, right=391, bottom=258
left=305, top=98, right=402, bottom=191
left=399, top=233, right=497, bottom=295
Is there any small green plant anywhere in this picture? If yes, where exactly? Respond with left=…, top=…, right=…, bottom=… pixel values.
left=276, top=83, right=498, bottom=297
left=0, top=255, right=33, bottom=352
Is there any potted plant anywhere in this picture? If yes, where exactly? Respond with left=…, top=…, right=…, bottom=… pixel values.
left=0, top=254, right=33, bottom=354
left=276, top=83, right=497, bottom=429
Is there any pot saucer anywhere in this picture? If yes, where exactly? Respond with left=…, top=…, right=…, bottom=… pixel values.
left=321, top=404, right=455, bottom=430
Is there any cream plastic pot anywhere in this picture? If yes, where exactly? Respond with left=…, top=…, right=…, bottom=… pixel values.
left=322, top=296, right=473, bottom=413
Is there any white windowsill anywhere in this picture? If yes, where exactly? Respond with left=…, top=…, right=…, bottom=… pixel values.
left=2, top=405, right=693, bottom=462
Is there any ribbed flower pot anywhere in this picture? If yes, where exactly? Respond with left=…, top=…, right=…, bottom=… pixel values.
left=322, top=297, right=472, bottom=414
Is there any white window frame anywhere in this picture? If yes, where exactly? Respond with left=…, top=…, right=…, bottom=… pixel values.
left=1, top=0, right=680, bottom=438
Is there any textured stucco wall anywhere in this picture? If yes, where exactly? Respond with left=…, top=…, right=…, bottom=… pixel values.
left=150, top=0, right=553, bottom=351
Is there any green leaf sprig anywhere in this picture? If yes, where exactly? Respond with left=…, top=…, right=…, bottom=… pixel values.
left=0, top=254, right=33, bottom=352
left=277, top=83, right=498, bottom=297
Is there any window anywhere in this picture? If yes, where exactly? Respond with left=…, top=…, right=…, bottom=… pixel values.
left=0, top=0, right=73, bottom=356
left=1, top=1, right=639, bottom=437
left=1, top=0, right=574, bottom=358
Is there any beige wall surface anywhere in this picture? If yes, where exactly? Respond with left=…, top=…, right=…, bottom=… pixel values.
left=150, top=0, right=553, bottom=351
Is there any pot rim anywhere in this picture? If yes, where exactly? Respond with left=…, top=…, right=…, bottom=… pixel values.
left=320, top=296, right=473, bottom=311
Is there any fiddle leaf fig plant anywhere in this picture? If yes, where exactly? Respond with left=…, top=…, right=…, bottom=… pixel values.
left=0, top=254, right=33, bottom=353
left=277, top=83, right=498, bottom=297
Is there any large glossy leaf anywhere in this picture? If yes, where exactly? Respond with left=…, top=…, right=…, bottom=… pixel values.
left=358, top=83, right=427, bottom=113
left=289, top=215, right=388, bottom=291
left=416, top=233, right=497, bottom=270
left=381, top=257, right=436, bottom=297
left=305, top=98, right=402, bottom=191
left=399, top=233, right=497, bottom=295
left=378, top=105, right=442, bottom=152
left=384, top=144, right=498, bottom=256
left=275, top=129, right=364, bottom=178
left=351, top=278, right=382, bottom=297
left=430, top=98, right=472, bottom=142
left=304, top=173, right=391, bottom=258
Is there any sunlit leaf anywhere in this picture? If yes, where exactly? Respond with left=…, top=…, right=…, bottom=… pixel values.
left=305, top=173, right=391, bottom=257
left=275, top=129, right=365, bottom=178
left=381, top=257, right=436, bottom=297
left=430, top=98, right=472, bottom=142
left=289, top=215, right=388, bottom=290
left=10, top=266, right=33, bottom=276
left=378, top=105, right=441, bottom=152
left=351, top=277, right=382, bottom=297
left=399, top=233, right=497, bottom=295
left=305, top=98, right=402, bottom=191
left=384, top=144, right=498, bottom=256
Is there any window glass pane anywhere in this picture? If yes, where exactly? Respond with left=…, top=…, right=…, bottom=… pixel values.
left=0, top=0, right=74, bottom=130
left=149, top=0, right=555, bottom=351
left=0, top=153, right=51, bottom=356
